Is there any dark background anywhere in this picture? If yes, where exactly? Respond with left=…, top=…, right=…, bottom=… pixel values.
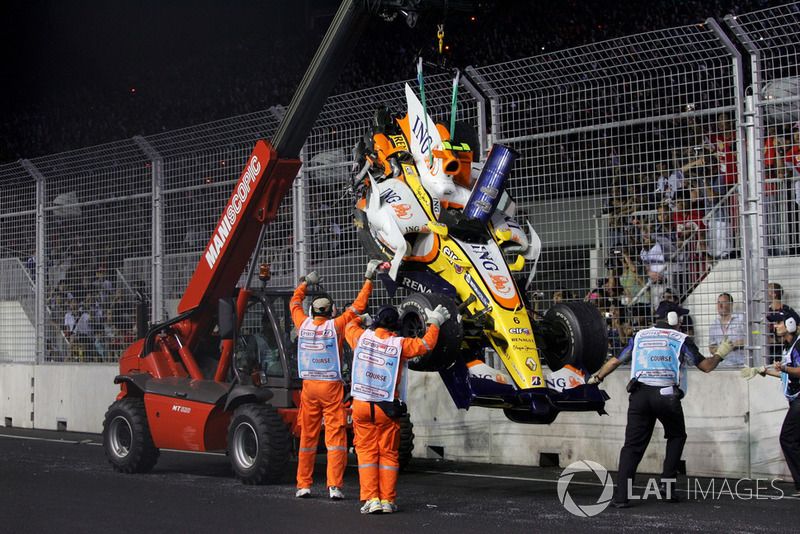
left=0, top=0, right=784, bottom=163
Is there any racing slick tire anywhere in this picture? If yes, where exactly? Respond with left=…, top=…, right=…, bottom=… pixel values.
left=398, top=414, right=415, bottom=471
left=228, top=403, right=291, bottom=485
left=399, top=292, right=463, bottom=372
left=103, top=397, right=160, bottom=473
left=538, top=302, right=607, bottom=374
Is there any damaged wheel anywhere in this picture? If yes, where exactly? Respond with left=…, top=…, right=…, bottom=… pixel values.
left=398, top=293, right=463, bottom=371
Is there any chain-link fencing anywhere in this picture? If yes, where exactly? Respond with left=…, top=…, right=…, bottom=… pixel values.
left=1, top=3, right=798, bottom=368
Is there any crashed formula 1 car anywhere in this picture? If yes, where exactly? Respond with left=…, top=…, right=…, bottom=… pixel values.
left=351, top=83, right=608, bottom=423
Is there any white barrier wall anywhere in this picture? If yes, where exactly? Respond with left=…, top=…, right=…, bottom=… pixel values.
left=0, top=361, right=792, bottom=480
left=0, top=364, right=117, bottom=433
left=408, top=369, right=793, bottom=480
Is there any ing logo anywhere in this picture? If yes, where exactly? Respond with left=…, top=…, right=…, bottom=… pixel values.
left=490, top=275, right=509, bottom=292
left=392, top=203, right=413, bottom=220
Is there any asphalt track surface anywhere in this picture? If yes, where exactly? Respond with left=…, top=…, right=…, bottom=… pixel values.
left=0, top=427, right=796, bottom=533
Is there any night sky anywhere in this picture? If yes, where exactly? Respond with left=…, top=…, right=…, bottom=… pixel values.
left=0, top=0, right=786, bottom=163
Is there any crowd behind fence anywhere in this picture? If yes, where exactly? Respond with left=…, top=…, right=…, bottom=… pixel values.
left=1, top=3, right=799, bottom=368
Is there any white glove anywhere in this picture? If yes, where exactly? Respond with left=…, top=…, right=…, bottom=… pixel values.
left=716, top=338, right=734, bottom=359
left=425, top=304, right=451, bottom=327
left=358, top=313, right=373, bottom=327
left=587, top=374, right=602, bottom=385
left=364, top=259, right=382, bottom=280
left=740, top=366, right=766, bottom=380
left=304, top=271, right=321, bottom=285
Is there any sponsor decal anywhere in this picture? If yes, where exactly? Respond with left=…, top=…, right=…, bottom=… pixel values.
left=380, top=188, right=402, bottom=204
left=300, top=329, right=334, bottom=338
left=442, top=245, right=466, bottom=267
left=360, top=338, right=398, bottom=356
left=389, top=134, right=408, bottom=150
left=509, top=328, right=532, bottom=336
left=525, top=357, right=537, bottom=371
left=392, top=203, right=413, bottom=219
left=639, top=340, right=668, bottom=349
left=469, top=244, right=501, bottom=272
left=402, top=164, right=418, bottom=177
left=401, top=278, right=433, bottom=294
left=352, top=383, right=390, bottom=399
left=171, top=404, right=191, bottom=414
left=546, top=366, right=585, bottom=392
left=205, top=155, right=262, bottom=269
left=490, top=274, right=510, bottom=292
left=464, top=274, right=489, bottom=306
left=411, top=116, right=433, bottom=156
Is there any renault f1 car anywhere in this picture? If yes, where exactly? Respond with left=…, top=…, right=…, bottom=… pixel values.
left=351, top=84, right=608, bottom=423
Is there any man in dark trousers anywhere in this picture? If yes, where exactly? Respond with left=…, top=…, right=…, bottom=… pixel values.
left=588, top=300, right=733, bottom=507
left=741, top=313, right=800, bottom=496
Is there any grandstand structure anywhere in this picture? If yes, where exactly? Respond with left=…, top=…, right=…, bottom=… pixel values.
left=1, top=2, right=799, bottom=478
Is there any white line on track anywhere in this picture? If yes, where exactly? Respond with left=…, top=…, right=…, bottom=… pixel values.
left=0, top=432, right=225, bottom=455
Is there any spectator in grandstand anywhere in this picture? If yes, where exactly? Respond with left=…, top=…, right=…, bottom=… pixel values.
left=767, top=282, right=800, bottom=364
left=619, top=247, right=649, bottom=321
left=63, top=299, right=93, bottom=361
left=94, top=264, right=113, bottom=303
left=637, top=203, right=677, bottom=309
left=709, top=292, right=747, bottom=367
left=673, top=188, right=707, bottom=298
left=709, top=112, right=740, bottom=246
left=781, top=123, right=800, bottom=250
left=764, top=126, right=788, bottom=255
left=653, top=162, right=670, bottom=207
left=605, top=179, right=636, bottom=252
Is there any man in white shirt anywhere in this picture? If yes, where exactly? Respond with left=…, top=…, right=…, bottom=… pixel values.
left=709, top=292, right=747, bottom=367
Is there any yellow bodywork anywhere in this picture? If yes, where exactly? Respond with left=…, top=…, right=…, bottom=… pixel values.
left=398, top=162, right=546, bottom=390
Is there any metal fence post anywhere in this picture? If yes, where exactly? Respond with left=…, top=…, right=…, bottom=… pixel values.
left=465, top=67, right=500, bottom=149
left=133, top=136, right=165, bottom=323
left=725, top=14, right=771, bottom=368
left=21, top=159, right=46, bottom=364
left=707, top=18, right=761, bottom=370
left=461, top=68, right=488, bottom=157
left=294, top=144, right=309, bottom=282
